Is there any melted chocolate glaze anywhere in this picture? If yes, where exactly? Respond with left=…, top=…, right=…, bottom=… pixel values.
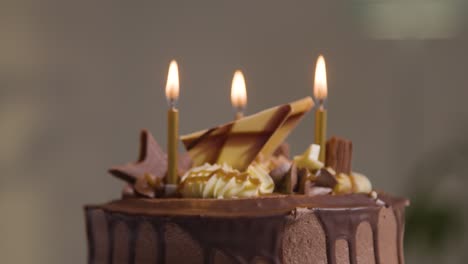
left=315, top=206, right=381, bottom=264
left=175, top=215, right=286, bottom=263
left=85, top=193, right=408, bottom=264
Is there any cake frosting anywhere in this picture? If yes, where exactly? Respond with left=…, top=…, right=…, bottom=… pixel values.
left=179, top=163, right=274, bottom=198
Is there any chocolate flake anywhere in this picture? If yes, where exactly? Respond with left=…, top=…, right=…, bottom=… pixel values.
left=325, top=137, right=353, bottom=174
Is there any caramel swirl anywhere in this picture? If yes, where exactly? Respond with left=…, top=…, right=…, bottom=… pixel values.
left=180, top=163, right=274, bottom=199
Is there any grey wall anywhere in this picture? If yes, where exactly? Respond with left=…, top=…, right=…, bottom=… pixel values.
left=1, top=0, right=467, bottom=263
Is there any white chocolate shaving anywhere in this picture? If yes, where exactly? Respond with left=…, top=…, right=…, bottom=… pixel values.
left=293, top=144, right=324, bottom=171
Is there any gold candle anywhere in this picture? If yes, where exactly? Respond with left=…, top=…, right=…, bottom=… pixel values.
left=167, top=107, right=179, bottom=184
left=235, top=111, right=244, bottom=120
left=165, top=60, right=180, bottom=184
left=313, top=55, right=328, bottom=162
left=231, top=70, right=247, bottom=120
left=315, top=104, right=327, bottom=162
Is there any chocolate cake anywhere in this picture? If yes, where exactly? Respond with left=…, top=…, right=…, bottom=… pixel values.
left=85, top=97, right=409, bottom=264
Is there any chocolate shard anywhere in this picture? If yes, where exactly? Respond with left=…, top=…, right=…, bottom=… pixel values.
left=274, top=163, right=297, bottom=194
left=285, top=163, right=298, bottom=194
left=303, top=181, right=333, bottom=196
left=177, top=152, right=193, bottom=177
left=273, top=143, right=290, bottom=158
left=269, top=161, right=292, bottom=185
left=297, top=167, right=312, bottom=194
left=314, top=168, right=338, bottom=188
left=325, top=136, right=353, bottom=174
left=181, top=97, right=314, bottom=171
left=109, top=129, right=167, bottom=184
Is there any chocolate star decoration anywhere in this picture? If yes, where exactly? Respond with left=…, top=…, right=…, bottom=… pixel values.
left=109, top=129, right=168, bottom=185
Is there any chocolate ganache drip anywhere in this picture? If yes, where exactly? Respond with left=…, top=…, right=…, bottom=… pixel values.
left=85, top=194, right=408, bottom=264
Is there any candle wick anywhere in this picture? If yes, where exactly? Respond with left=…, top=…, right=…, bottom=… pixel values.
left=168, top=98, right=177, bottom=109
left=234, top=106, right=245, bottom=120
left=319, top=99, right=325, bottom=110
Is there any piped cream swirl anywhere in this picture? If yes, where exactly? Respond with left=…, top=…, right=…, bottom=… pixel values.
left=180, top=163, right=274, bottom=199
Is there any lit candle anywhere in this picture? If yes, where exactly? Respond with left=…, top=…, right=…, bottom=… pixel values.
left=314, top=55, right=328, bottom=162
left=231, top=70, right=247, bottom=120
left=165, top=60, right=180, bottom=185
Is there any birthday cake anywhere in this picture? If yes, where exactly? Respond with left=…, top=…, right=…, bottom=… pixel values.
left=85, top=59, right=408, bottom=264
left=85, top=98, right=409, bottom=264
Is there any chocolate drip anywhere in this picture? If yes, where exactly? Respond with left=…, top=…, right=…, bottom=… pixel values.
left=85, top=194, right=408, bottom=264
left=95, top=211, right=286, bottom=264
left=152, top=221, right=166, bottom=264
left=379, top=193, right=409, bottom=264
left=173, top=215, right=287, bottom=264
left=127, top=222, right=138, bottom=264
left=85, top=212, right=95, bottom=264
left=204, top=248, right=215, bottom=264
left=105, top=215, right=116, bottom=264
left=370, top=217, right=381, bottom=264
left=315, top=207, right=381, bottom=264
left=104, top=213, right=142, bottom=264
left=393, top=206, right=406, bottom=264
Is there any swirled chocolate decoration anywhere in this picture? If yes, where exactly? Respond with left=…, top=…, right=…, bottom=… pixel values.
left=181, top=97, right=314, bottom=171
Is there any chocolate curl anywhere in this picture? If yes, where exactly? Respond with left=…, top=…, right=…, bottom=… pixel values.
left=325, top=137, right=353, bottom=174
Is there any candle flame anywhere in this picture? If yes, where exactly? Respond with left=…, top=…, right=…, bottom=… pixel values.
left=165, top=60, right=179, bottom=101
left=314, top=55, right=327, bottom=100
left=231, top=70, right=247, bottom=108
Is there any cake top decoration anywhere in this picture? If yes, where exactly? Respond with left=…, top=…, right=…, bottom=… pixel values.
left=180, top=97, right=314, bottom=171
left=179, top=163, right=274, bottom=199
left=108, top=129, right=193, bottom=198
left=106, top=57, right=378, bottom=199
left=109, top=129, right=167, bottom=185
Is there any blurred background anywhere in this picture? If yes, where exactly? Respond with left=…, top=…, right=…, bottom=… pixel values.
left=1, top=0, right=467, bottom=263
